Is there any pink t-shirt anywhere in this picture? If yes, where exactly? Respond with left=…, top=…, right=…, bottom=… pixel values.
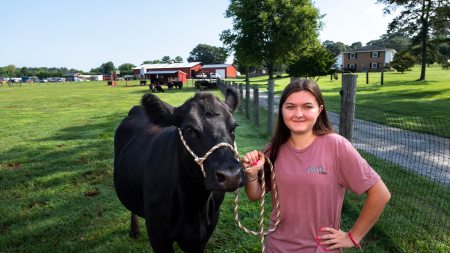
left=264, top=133, right=380, bottom=253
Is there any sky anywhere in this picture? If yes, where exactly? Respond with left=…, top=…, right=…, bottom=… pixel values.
left=0, top=0, right=396, bottom=72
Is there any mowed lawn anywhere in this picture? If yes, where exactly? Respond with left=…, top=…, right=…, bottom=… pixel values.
left=0, top=82, right=207, bottom=252
left=0, top=64, right=449, bottom=253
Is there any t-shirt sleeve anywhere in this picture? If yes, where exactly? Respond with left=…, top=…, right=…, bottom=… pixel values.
left=336, top=136, right=381, bottom=195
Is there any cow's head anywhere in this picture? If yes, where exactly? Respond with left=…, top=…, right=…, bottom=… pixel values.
left=141, top=88, right=244, bottom=192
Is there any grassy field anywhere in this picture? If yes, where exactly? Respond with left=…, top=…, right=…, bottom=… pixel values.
left=0, top=67, right=448, bottom=252
left=233, top=64, right=450, bottom=120
left=231, top=64, right=450, bottom=137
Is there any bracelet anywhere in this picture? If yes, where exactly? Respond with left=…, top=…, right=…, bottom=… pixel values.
left=348, top=232, right=362, bottom=250
left=246, top=176, right=258, bottom=183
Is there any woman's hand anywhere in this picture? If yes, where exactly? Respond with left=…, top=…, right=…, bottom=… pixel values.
left=316, top=227, right=355, bottom=251
left=241, top=150, right=265, bottom=176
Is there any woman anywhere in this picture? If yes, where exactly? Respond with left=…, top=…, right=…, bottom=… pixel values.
left=242, top=79, right=390, bottom=252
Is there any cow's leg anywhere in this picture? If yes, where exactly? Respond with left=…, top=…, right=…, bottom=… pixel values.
left=145, top=219, right=175, bottom=253
left=129, top=213, right=140, bottom=238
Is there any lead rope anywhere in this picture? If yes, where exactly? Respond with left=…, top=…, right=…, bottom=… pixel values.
left=234, top=156, right=280, bottom=253
left=177, top=128, right=280, bottom=253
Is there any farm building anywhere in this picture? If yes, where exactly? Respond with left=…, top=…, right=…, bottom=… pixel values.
left=133, top=62, right=203, bottom=82
left=202, top=64, right=237, bottom=78
left=145, top=70, right=187, bottom=84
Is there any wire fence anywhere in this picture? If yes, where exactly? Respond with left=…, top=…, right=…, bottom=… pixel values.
left=217, top=79, right=450, bottom=250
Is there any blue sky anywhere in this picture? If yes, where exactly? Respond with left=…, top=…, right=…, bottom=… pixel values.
left=0, top=0, right=395, bottom=72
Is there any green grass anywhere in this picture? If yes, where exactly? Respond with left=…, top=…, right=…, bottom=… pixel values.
left=230, top=64, right=450, bottom=137
left=0, top=77, right=449, bottom=252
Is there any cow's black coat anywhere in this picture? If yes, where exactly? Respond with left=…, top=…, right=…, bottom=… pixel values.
left=114, top=88, right=244, bottom=253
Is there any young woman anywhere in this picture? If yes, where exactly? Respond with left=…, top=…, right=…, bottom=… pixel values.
left=242, top=79, right=390, bottom=252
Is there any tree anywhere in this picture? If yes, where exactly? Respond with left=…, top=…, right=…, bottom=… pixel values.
left=377, top=0, right=450, bottom=80
left=391, top=52, right=416, bottom=73
left=222, top=0, right=321, bottom=80
left=161, top=56, right=172, bottom=63
left=4, top=65, right=17, bottom=77
left=286, top=46, right=336, bottom=80
left=187, top=44, right=228, bottom=64
left=118, top=63, right=136, bottom=75
left=367, top=32, right=412, bottom=53
left=322, top=40, right=348, bottom=56
left=99, top=61, right=115, bottom=74
left=349, top=42, right=362, bottom=50
left=174, top=56, right=183, bottom=63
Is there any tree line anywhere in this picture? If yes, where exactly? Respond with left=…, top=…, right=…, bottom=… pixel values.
left=0, top=44, right=230, bottom=79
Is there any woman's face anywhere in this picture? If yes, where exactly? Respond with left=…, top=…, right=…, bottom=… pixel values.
left=282, top=91, right=323, bottom=136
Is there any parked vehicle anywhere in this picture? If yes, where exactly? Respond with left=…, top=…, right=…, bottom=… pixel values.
left=196, top=73, right=207, bottom=78
left=210, top=73, right=221, bottom=79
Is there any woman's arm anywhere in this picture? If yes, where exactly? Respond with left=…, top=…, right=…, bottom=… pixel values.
left=242, top=150, right=265, bottom=201
left=318, top=179, right=391, bottom=250
left=348, top=179, right=391, bottom=242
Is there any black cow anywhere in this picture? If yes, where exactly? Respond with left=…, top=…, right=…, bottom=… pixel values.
left=114, top=88, right=244, bottom=253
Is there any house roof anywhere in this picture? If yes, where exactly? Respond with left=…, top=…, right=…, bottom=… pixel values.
left=343, top=46, right=396, bottom=53
left=202, top=64, right=234, bottom=68
left=145, top=70, right=187, bottom=75
left=134, top=62, right=202, bottom=70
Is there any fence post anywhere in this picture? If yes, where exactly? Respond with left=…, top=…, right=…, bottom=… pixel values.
left=239, top=83, right=244, bottom=113
left=339, top=73, right=357, bottom=142
left=253, top=84, right=259, bottom=126
left=366, top=70, right=369, bottom=84
left=267, top=79, right=274, bottom=137
left=381, top=67, right=384, bottom=85
left=245, top=81, right=250, bottom=119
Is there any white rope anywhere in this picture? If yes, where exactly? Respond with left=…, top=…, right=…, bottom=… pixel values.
left=177, top=128, right=239, bottom=177
left=234, top=156, right=280, bottom=253
left=177, top=128, right=280, bottom=253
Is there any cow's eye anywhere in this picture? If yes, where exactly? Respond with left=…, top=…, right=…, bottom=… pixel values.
left=184, top=126, right=200, bottom=137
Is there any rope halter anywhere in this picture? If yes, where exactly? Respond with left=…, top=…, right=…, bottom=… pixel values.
left=177, top=128, right=239, bottom=177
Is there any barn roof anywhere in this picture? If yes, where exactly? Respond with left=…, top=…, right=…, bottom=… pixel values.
left=145, top=70, right=187, bottom=75
left=134, top=62, right=202, bottom=70
left=202, top=64, right=233, bottom=68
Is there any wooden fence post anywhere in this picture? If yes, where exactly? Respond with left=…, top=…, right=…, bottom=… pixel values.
left=245, top=81, right=250, bottom=119
left=239, top=83, right=244, bottom=113
left=381, top=67, right=384, bottom=85
left=267, top=79, right=274, bottom=137
left=339, top=73, right=357, bottom=142
left=366, top=70, right=369, bottom=84
left=253, top=84, right=259, bottom=126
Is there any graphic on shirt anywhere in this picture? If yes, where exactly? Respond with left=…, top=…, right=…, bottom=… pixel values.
left=306, top=166, right=328, bottom=175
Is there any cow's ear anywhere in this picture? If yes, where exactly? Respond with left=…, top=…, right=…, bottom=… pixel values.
left=224, top=87, right=239, bottom=113
left=141, top=93, right=174, bottom=126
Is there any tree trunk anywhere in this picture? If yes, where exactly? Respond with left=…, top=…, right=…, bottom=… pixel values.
left=267, top=63, right=274, bottom=81
left=245, top=66, right=249, bottom=82
left=419, top=0, right=432, bottom=81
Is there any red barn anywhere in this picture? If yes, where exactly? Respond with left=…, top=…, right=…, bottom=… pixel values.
left=202, top=64, right=237, bottom=78
left=133, top=62, right=203, bottom=82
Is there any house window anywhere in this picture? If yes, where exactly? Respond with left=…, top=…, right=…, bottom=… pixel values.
left=350, top=53, right=356, bottom=59
left=348, top=64, right=356, bottom=70
left=371, top=52, right=379, bottom=58
left=371, top=63, right=378, bottom=69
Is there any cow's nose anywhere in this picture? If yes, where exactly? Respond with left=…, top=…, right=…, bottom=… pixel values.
left=215, top=168, right=241, bottom=188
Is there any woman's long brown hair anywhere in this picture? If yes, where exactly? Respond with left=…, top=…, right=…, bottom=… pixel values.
left=267, top=79, right=334, bottom=165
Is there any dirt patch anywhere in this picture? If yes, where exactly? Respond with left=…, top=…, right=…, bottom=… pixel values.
left=6, top=162, right=22, bottom=169
left=84, top=188, right=100, bottom=197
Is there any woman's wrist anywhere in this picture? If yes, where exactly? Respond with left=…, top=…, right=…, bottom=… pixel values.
left=348, top=232, right=362, bottom=250
left=246, top=175, right=258, bottom=183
